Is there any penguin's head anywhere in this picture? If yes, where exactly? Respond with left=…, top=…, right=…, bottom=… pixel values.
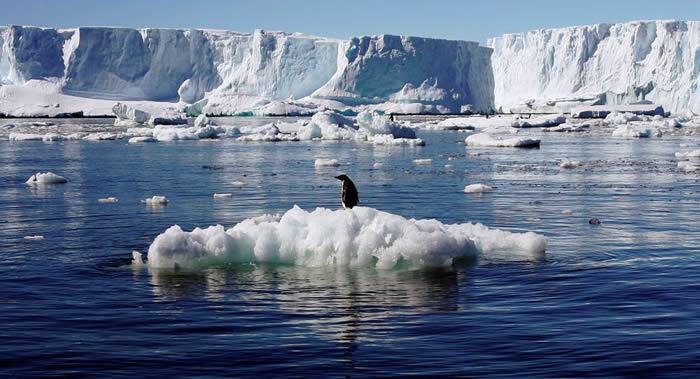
left=334, top=174, right=350, bottom=181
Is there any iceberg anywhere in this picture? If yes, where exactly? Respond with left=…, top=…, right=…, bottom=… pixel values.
left=489, top=20, right=700, bottom=114
left=143, top=206, right=547, bottom=269
left=26, top=172, right=68, bottom=184
left=0, top=26, right=493, bottom=117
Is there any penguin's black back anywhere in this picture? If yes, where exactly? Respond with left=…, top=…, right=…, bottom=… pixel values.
left=341, top=179, right=359, bottom=209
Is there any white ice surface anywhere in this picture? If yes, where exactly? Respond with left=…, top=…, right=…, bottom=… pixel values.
left=143, top=206, right=547, bottom=269
left=25, top=172, right=68, bottom=184
left=465, top=133, right=541, bottom=148
left=463, top=184, right=493, bottom=193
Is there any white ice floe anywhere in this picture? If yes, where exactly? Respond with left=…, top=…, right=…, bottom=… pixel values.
left=511, top=114, right=566, bottom=128
left=542, top=122, right=590, bottom=132
left=143, top=205, right=547, bottom=269
left=561, top=209, right=574, bottom=215
left=9, top=132, right=65, bottom=141
left=213, top=193, right=233, bottom=198
left=366, top=134, right=425, bottom=146
left=444, top=164, right=454, bottom=170
left=465, top=133, right=540, bottom=148
left=131, top=251, right=145, bottom=266
left=559, top=160, right=582, bottom=169
left=26, top=172, right=68, bottom=185
left=373, top=162, right=384, bottom=169
left=97, top=197, right=119, bottom=203
left=128, top=136, right=157, bottom=143
left=113, top=103, right=150, bottom=126
left=611, top=124, right=661, bottom=138
left=143, top=196, right=168, bottom=205
left=231, top=181, right=245, bottom=188
left=675, top=149, right=700, bottom=172
left=463, top=183, right=493, bottom=193
left=82, top=132, right=118, bottom=141
left=314, top=158, right=340, bottom=167
left=24, top=235, right=45, bottom=240
left=356, top=110, right=417, bottom=139
left=413, top=158, right=433, bottom=165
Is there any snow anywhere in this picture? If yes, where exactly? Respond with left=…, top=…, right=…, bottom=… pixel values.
left=143, top=205, right=547, bottom=269
left=463, top=184, right=493, bottom=193
left=143, top=196, right=168, bottom=205
left=489, top=20, right=700, bottom=114
left=314, top=158, right=340, bottom=167
left=26, top=172, right=68, bottom=185
left=465, top=133, right=541, bottom=148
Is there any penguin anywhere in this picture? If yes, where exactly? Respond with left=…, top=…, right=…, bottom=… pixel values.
left=334, top=174, right=359, bottom=209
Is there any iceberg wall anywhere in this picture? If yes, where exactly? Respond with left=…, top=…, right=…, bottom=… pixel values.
left=0, top=25, right=494, bottom=115
left=488, top=20, right=700, bottom=114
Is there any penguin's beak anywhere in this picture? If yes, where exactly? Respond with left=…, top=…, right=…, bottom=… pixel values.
left=334, top=175, right=342, bottom=180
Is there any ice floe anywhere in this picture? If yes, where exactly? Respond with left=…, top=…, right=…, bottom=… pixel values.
left=315, top=158, right=340, bottom=167
left=465, top=133, right=540, bottom=148
left=143, top=196, right=168, bottom=205
left=463, top=184, right=493, bottom=193
left=142, top=205, right=547, bottom=269
left=26, top=172, right=68, bottom=185
left=97, top=197, right=119, bottom=203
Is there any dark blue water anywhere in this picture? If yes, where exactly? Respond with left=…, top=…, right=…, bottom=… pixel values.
left=2, top=118, right=700, bottom=377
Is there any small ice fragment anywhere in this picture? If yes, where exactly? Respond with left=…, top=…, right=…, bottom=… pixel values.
left=26, top=172, right=68, bottom=185
left=128, top=136, right=157, bottom=143
left=132, top=251, right=144, bottom=266
left=24, top=235, right=44, bottom=241
left=231, top=181, right=245, bottom=188
left=213, top=193, right=233, bottom=198
left=315, top=158, right=340, bottom=167
left=373, top=162, right=384, bottom=169
left=445, top=164, right=454, bottom=170
left=143, top=196, right=168, bottom=205
left=561, top=209, right=574, bottom=215
left=413, top=159, right=433, bottom=165
left=98, top=197, right=119, bottom=203
left=559, top=160, right=582, bottom=169
left=464, top=184, right=493, bottom=193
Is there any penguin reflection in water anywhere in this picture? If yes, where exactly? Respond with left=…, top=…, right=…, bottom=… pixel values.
left=334, top=174, right=359, bottom=209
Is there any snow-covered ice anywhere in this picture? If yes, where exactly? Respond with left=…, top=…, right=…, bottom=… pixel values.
left=611, top=124, right=661, bottom=138
left=26, top=172, right=68, bottom=185
left=143, top=196, right=168, bottom=205
left=315, top=158, right=340, bottom=167
left=511, top=114, right=566, bottom=128
left=465, top=133, right=541, bottom=148
left=142, top=206, right=547, bottom=269
left=463, top=184, right=493, bottom=193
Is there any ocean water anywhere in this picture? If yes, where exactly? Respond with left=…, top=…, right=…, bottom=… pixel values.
left=2, top=117, right=700, bottom=377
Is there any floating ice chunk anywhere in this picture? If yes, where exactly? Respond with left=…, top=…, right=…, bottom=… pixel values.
left=26, top=172, right=68, bottom=185
left=604, top=112, right=643, bottom=125
left=152, top=125, right=198, bottom=141
left=356, top=110, right=417, bottom=139
left=465, top=133, right=540, bottom=148
left=413, top=158, right=433, bottom=165
left=678, top=161, right=700, bottom=172
left=97, top=197, right=119, bottom=203
left=559, top=160, right=582, bottom=169
left=315, top=158, right=340, bottom=167
left=65, top=132, right=88, bottom=140
left=9, top=133, right=65, bottom=141
left=113, top=103, right=150, bottom=126
left=213, top=193, right=233, bottom=198
left=611, top=124, right=661, bottom=138
left=366, top=134, right=425, bottom=146
left=143, top=196, right=168, bottom=205
left=194, top=114, right=215, bottom=128
left=675, top=150, right=700, bottom=160
left=561, top=209, right=574, bottom=215
left=373, top=162, right=384, bottom=169
left=128, top=136, right=157, bottom=143
left=444, top=164, right=454, bottom=170
left=24, top=235, right=44, bottom=240
left=571, top=105, right=665, bottom=119
left=231, top=181, right=245, bottom=188
left=145, top=205, right=547, bottom=269
left=435, top=118, right=477, bottom=130
left=131, top=251, right=145, bottom=266
left=463, top=183, right=493, bottom=193
left=148, top=111, right=188, bottom=126
left=511, top=114, right=566, bottom=128
left=298, top=111, right=357, bottom=140
left=542, top=122, right=590, bottom=132
left=83, top=132, right=118, bottom=141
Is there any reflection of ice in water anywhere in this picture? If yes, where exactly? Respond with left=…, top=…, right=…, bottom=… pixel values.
left=141, top=264, right=461, bottom=346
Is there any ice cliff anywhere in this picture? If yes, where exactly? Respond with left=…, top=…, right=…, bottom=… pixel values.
left=0, top=25, right=494, bottom=115
left=488, top=20, right=700, bottom=114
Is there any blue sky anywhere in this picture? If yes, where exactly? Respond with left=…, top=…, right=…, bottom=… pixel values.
left=1, top=0, right=698, bottom=43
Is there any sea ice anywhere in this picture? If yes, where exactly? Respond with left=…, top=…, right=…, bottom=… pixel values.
left=128, top=136, right=157, bottom=143
left=463, top=184, right=493, bottom=193
left=465, top=133, right=540, bottom=148
left=26, top=172, right=68, bottom=184
left=24, top=235, right=45, bottom=240
left=113, top=103, right=150, bottom=126
left=144, top=205, right=547, bottom=269
left=611, top=124, right=661, bottom=138
left=511, top=114, right=566, bottom=128
left=97, top=197, right=119, bottom=203
left=143, top=196, right=168, bottom=205
left=559, top=160, right=582, bottom=169
left=315, top=158, right=340, bottom=167
left=413, top=159, right=433, bottom=165
left=213, top=193, right=233, bottom=198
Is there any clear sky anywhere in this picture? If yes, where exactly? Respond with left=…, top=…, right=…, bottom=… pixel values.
left=1, top=0, right=698, bottom=44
